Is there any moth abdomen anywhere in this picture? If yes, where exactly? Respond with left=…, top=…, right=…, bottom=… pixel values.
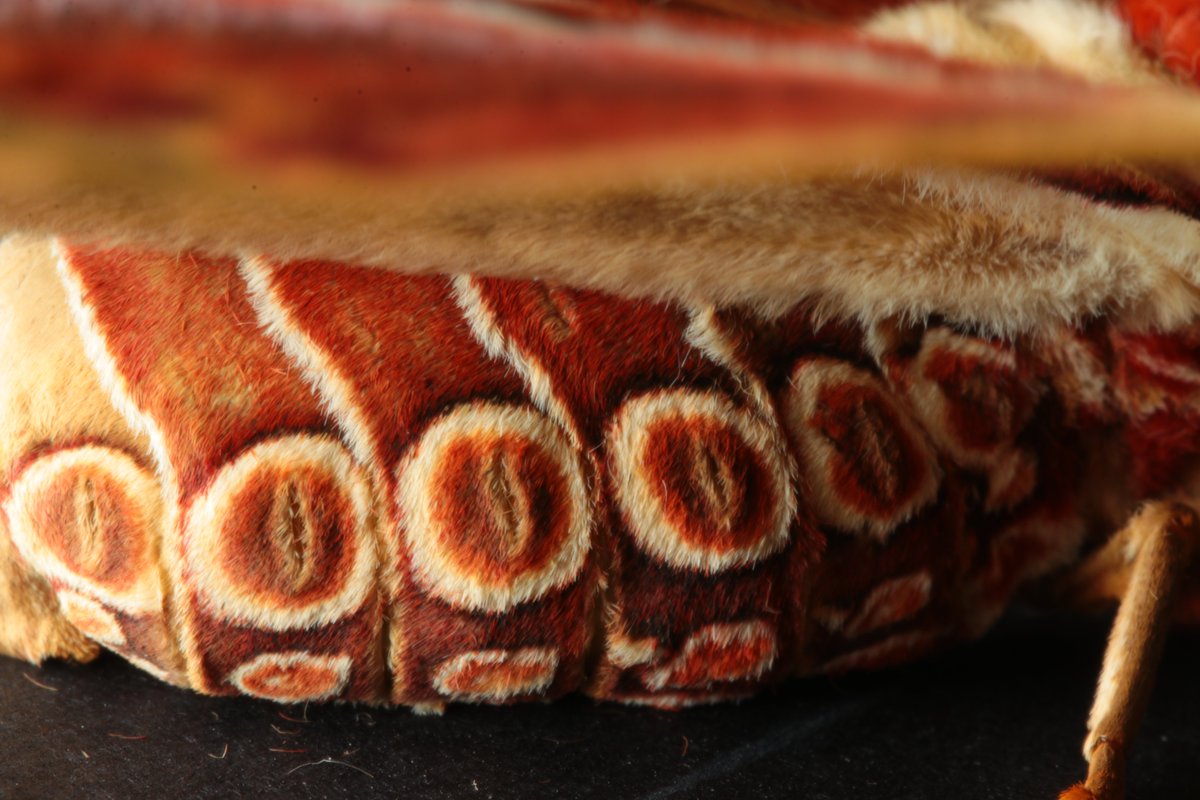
left=3, top=241, right=1108, bottom=707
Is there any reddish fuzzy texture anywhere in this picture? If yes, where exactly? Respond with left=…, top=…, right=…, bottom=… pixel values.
left=469, top=280, right=737, bottom=440
left=811, top=382, right=929, bottom=517
left=513, top=1, right=909, bottom=25
left=1127, top=412, right=1200, bottom=496
left=62, top=247, right=386, bottom=700
left=4, top=242, right=1196, bottom=708
left=1037, top=165, right=1200, bottom=220
left=62, top=249, right=327, bottom=494
left=640, top=416, right=776, bottom=552
left=1111, top=323, right=1200, bottom=495
left=467, top=278, right=815, bottom=703
left=0, top=5, right=945, bottom=171
left=252, top=261, right=599, bottom=705
left=0, top=0, right=1152, bottom=181
left=1122, top=0, right=1200, bottom=83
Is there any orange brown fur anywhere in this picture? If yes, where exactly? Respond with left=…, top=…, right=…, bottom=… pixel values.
left=0, top=239, right=1158, bottom=709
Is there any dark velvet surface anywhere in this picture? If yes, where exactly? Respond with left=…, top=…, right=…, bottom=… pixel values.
left=0, top=612, right=1196, bottom=800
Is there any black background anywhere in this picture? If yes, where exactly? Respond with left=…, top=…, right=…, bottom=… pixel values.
left=0, top=612, right=1196, bottom=800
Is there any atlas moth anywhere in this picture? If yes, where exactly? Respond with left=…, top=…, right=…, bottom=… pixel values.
left=1, top=1, right=1200, bottom=799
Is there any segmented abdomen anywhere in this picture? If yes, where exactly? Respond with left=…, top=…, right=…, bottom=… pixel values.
left=1, top=240, right=1117, bottom=707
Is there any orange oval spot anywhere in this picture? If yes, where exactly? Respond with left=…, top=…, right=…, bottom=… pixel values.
left=185, top=435, right=376, bottom=630
left=917, top=333, right=1033, bottom=456
left=785, top=358, right=941, bottom=540
left=429, top=433, right=571, bottom=586
left=641, top=417, right=776, bottom=556
left=432, top=648, right=559, bottom=702
left=643, top=621, right=776, bottom=691
left=217, top=464, right=359, bottom=611
left=21, top=465, right=149, bottom=591
left=608, top=390, right=792, bottom=573
left=229, top=651, right=352, bottom=702
left=398, top=403, right=590, bottom=613
left=5, top=446, right=162, bottom=614
left=812, top=383, right=931, bottom=519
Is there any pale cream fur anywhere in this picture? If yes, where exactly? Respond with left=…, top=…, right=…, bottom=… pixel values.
left=339, top=169, right=1200, bottom=335
left=7, top=164, right=1200, bottom=340
left=0, top=3, right=1198, bottom=340
left=866, top=0, right=1167, bottom=85
left=9, top=166, right=1200, bottom=343
left=0, top=235, right=148, bottom=662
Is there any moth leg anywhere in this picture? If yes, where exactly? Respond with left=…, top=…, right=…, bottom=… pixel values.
left=1059, top=501, right=1200, bottom=800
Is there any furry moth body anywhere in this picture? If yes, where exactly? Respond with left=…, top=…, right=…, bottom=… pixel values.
left=4, top=1, right=1200, bottom=798
left=0, top=236, right=1167, bottom=710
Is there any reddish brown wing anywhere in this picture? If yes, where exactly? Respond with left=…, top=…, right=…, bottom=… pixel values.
left=1121, top=0, right=1200, bottom=84
left=461, top=279, right=818, bottom=706
left=244, top=259, right=599, bottom=707
left=58, top=246, right=387, bottom=702
left=0, top=242, right=1161, bottom=703
left=2, top=0, right=1199, bottom=200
